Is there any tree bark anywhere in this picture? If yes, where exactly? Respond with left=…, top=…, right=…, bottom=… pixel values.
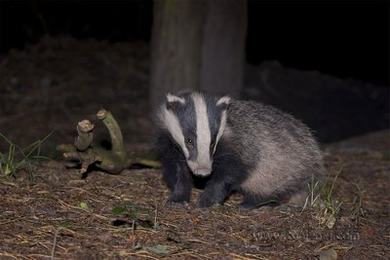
left=0, top=5, right=4, bottom=53
left=150, top=0, right=206, bottom=112
left=150, top=0, right=247, bottom=112
left=199, top=0, right=247, bottom=97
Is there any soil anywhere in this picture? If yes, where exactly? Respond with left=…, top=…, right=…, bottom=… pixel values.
left=0, top=37, right=389, bottom=259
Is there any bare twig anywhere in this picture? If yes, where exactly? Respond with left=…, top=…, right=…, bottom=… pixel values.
left=50, top=229, right=59, bottom=260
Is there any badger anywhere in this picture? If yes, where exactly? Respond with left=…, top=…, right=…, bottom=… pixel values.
left=156, top=92, right=324, bottom=209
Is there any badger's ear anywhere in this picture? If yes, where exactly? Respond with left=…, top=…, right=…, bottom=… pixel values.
left=166, top=93, right=186, bottom=110
left=216, top=96, right=231, bottom=110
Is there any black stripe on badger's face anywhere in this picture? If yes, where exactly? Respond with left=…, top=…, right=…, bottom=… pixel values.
left=160, top=93, right=231, bottom=177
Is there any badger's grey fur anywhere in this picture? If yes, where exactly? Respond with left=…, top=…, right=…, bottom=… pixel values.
left=156, top=92, right=324, bottom=208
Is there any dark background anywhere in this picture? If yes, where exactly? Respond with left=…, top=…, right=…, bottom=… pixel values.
left=0, top=0, right=388, bottom=85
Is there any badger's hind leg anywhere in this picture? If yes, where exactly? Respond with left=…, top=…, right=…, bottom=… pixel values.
left=275, top=176, right=313, bottom=209
left=286, top=190, right=307, bottom=207
left=240, top=192, right=280, bottom=210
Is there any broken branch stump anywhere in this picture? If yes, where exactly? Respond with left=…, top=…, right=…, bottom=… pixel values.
left=57, top=109, right=131, bottom=175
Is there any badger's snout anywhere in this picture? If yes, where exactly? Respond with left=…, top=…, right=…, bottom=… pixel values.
left=193, top=167, right=212, bottom=177
left=187, top=160, right=212, bottom=177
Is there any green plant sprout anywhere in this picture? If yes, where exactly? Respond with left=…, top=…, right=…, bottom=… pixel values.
left=0, top=132, right=51, bottom=179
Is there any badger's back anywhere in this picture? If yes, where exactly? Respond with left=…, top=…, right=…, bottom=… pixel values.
left=224, top=100, right=324, bottom=200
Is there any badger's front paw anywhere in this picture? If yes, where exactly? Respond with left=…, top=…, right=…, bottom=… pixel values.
left=198, top=192, right=221, bottom=208
left=166, top=193, right=190, bottom=208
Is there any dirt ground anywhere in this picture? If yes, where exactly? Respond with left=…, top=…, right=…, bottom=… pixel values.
left=0, top=37, right=389, bottom=259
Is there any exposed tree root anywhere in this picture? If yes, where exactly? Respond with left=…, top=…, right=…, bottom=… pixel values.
left=57, top=109, right=132, bottom=175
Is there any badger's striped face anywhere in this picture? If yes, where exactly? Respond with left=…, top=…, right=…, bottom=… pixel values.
left=159, top=92, right=231, bottom=177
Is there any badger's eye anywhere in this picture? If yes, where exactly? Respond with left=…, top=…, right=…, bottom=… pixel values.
left=186, top=138, right=193, bottom=145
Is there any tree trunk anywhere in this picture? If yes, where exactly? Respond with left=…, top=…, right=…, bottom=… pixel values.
left=199, top=0, right=247, bottom=97
left=150, top=0, right=206, bottom=112
left=0, top=5, right=4, bottom=53
left=150, top=0, right=247, bottom=112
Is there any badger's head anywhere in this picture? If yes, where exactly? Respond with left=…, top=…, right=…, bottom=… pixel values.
left=158, top=92, right=231, bottom=177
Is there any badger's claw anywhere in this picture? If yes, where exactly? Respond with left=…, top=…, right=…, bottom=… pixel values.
left=165, top=193, right=190, bottom=208
left=165, top=199, right=189, bottom=208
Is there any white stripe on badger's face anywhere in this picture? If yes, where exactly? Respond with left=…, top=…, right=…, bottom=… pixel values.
left=159, top=106, right=189, bottom=159
left=187, top=93, right=212, bottom=177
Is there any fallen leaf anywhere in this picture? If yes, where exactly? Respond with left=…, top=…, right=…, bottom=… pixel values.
left=79, top=202, right=89, bottom=210
left=320, top=248, right=337, bottom=260
left=145, top=244, right=171, bottom=255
